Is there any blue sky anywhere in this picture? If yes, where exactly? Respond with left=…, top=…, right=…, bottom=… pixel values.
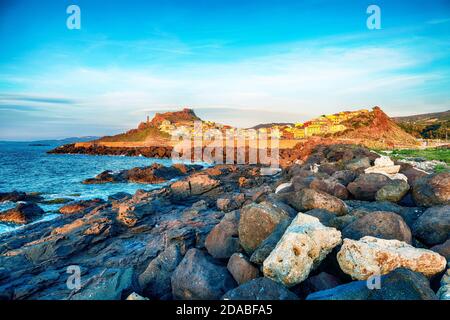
left=0, top=0, right=449, bottom=140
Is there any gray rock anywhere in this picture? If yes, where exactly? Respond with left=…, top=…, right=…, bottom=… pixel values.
left=222, top=277, right=298, bottom=300
left=375, top=180, right=410, bottom=203
left=205, top=211, right=240, bottom=259
left=412, top=205, right=450, bottom=246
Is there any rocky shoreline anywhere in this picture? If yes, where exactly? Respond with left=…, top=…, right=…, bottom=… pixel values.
left=0, top=143, right=449, bottom=300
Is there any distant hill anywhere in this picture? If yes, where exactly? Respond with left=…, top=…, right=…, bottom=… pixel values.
left=393, top=110, right=449, bottom=140
left=333, top=106, right=419, bottom=148
left=251, top=122, right=294, bottom=130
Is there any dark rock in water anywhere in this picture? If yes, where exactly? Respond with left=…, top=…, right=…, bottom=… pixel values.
left=347, top=173, right=390, bottom=201
left=342, top=211, right=412, bottom=243
left=286, top=188, right=348, bottom=216
left=83, top=163, right=202, bottom=185
left=431, top=239, right=450, bottom=260
left=222, top=277, right=298, bottom=300
left=331, top=170, right=357, bottom=186
left=108, top=192, right=132, bottom=202
left=0, top=202, right=45, bottom=224
left=139, top=244, right=183, bottom=299
left=412, top=173, right=450, bottom=207
left=292, top=272, right=342, bottom=299
left=59, top=198, right=106, bottom=215
left=71, top=268, right=136, bottom=300
left=238, top=201, right=292, bottom=254
left=375, top=180, right=410, bottom=203
left=205, top=211, right=241, bottom=259
left=307, top=268, right=437, bottom=300
left=412, top=205, right=450, bottom=246
left=0, top=191, right=43, bottom=203
left=227, top=253, right=260, bottom=285
left=249, top=219, right=290, bottom=265
left=171, top=248, right=236, bottom=300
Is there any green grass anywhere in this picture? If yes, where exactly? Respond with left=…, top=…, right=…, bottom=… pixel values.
left=387, top=148, right=450, bottom=164
left=100, top=127, right=171, bottom=142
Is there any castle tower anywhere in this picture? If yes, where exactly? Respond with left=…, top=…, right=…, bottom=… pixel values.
left=147, top=115, right=150, bottom=124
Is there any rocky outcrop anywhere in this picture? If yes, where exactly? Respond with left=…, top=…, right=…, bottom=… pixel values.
left=337, top=236, right=446, bottom=280
left=222, top=277, right=298, bottom=300
left=412, top=173, right=450, bottom=207
left=171, top=248, right=236, bottom=300
left=170, top=174, right=221, bottom=198
left=342, top=211, right=412, bottom=243
left=0, top=191, right=43, bottom=203
left=59, top=199, right=105, bottom=215
left=263, top=213, right=342, bottom=287
left=238, top=202, right=292, bottom=254
left=83, top=163, right=202, bottom=184
left=0, top=203, right=44, bottom=224
left=286, top=188, right=348, bottom=215
left=412, top=205, right=450, bottom=246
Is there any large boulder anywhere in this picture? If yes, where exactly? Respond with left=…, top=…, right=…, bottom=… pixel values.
left=310, top=177, right=349, bottom=200
left=0, top=191, right=43, bottom=203
left=238, top=202, right=291, bottom=254
left=337, top=236, right=446, bottom=280
left=138, top=244, right=183, bottom=299
left=205, top=211, right=240, bottom=259
left=375, top=180, right=410, bottom=203
left=263, top=213, right=342, bottom=287
left=342, top=211, right=412, bottom=243
left=286, top=188, right=348, bottom=216
left=345, top=157, right=371, bottom=171
left=227, top=253, right=259, bottom=285
left=412, top=173, right=450, bottom=207
left=307, top=268, right=437, bottom=300
left=171, top=249, right=236, bottom=300
left=412, top=205, right=450, bottom=246
left=331, top=170, right=357, bottom=186
left=347, top=173, right=390, bottom=201
left=222, top=277, right=298, bottom=300
left=0, top=203, right=44, bottom=224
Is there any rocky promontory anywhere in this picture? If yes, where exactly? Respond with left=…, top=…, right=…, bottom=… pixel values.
left=0, top=143, right=448, bottom=300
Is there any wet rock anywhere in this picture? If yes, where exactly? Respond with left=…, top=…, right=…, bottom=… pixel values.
left=307, top=268, right=437, bottom=300
left=238, top=201, right=291, bottom=254
left=171, top=248, right=236, bottom=300
left=59, top=198, right=105, bottom=215
left=342, top=211, right=412, bottom=243
left=250, top=219, right=291, bottom=265
left=263, top=213, right=342, bottom=287
left=139, top=244, right=183, bottom=299
left=70, top=268, right=136, bottom=300
left=0, top=191, right=43, bottom=203
left=347, top=173, right=391, bottom=201
left=375, top=180, right=410, bottom=203
left=412, top=173, right=450, bottom=207
left=205, top=211, right=240, bottom=259
left=227, top=253, right=260, bottom=285
left=286, top=188, right=348, bottom=216
left=310, top=177, right=349, bottom=200
left=337, top=236, right=446, bottom=280
left=0, top=202, right=44, bottom=224
left=108, top=192, right=132, bottom=202
left=222, top=277, right=298, bottom=300
left=412, top=205, right=450, bottom=246
left=431, top=239, right=450, bottom=260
